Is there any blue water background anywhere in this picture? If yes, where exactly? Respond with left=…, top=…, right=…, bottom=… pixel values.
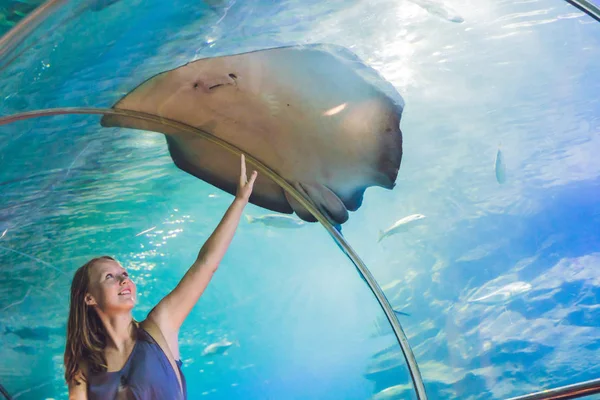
left=1, top=0, right=599, bottom=399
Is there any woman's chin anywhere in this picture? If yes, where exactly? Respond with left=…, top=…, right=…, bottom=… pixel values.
left=122, top=298, right=137, bottom=309
left=112, top=295, right=137, bottom=310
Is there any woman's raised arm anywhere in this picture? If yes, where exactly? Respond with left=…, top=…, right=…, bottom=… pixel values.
left=146, top=154, right=257, bottom=337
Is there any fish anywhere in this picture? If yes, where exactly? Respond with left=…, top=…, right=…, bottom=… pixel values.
left=244, top=213, right=306, bottom=228
left=371, top=384, right=413, bottom=400
left=378, top=213, right=426, bottom=242
left=495, top=145, right=506, bottom=184
left=367, top=345, right=404, bottom=376
left=369, top=309, right=410, bottom=339
left=3, top=323, right=65, bottom=341
left=381, top=279, right=403, bottom=292
left=407, top=0, right=464, bottom=23
left=468, top=281, right=532, bottom=304
left=100, top=44, right=405, bottom=226
left=12, top=345, right=37, bottom=356
left=201, top=338, right=235, bottom=356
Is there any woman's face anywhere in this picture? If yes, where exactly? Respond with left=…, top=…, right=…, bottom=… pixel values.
left=85, top=258, right=137, bottom=313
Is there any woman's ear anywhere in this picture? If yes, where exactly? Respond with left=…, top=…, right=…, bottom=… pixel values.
left=85, top=293, right=97, bottom=306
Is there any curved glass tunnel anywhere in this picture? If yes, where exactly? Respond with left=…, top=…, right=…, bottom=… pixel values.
left=1, top=0, right=600, bottom=399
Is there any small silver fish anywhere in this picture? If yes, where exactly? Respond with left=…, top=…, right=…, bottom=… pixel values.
left=468, top=281, right=532, bottom=304
left=201, top=338, right=235, bottom=356
left=371, top=383, right=413, bottom=399
left=13, top=345, right=37, bottom=356
left=245, top=214, right=306, bottom=229
left=495, top=146, right=506, bottom=184
left=378, top=214, right=426, bottom=242
left=407, top=0, right=464, bottom=23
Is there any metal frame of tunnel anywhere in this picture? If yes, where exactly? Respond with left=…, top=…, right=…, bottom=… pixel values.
left=564, top=0, right=600, bottom=22
left=0, top=0, right=599, bottom=399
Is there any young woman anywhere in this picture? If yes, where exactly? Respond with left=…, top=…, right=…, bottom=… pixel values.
left=64, top=154, right=258, bottom=399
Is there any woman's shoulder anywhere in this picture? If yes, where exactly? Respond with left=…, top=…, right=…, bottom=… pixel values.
left=138, top=318, right=179, bottom=364
left=138, top=317, right=167, bottom=346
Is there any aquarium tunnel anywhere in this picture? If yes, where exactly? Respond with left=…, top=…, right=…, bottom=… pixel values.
left=0, top=0, right=600, bottom=399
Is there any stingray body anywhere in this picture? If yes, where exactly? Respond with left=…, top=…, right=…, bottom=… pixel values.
left=101, top=44, right=405, bottom=225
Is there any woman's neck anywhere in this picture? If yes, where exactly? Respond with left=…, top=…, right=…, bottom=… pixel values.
left=100, top=312, right=136, bottom=352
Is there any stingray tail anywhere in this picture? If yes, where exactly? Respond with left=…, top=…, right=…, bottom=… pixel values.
left=244, top=214, right=255, bottom=224
left=377, top=230, right=385, bottom=243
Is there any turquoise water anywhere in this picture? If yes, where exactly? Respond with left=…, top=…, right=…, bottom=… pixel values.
left=1, top=0, right=600, bottom=399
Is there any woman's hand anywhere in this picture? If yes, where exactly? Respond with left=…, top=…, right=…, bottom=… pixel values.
left=236, top=154, right=258, bottom=203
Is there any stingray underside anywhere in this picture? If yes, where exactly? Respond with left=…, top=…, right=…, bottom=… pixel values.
left=100, top=44, right=405, bottom=225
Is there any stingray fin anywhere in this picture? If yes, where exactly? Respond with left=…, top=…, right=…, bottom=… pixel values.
left=305, top=43, right=406, bottom=111
left=284, top=187, right=318, bottom=223
left=299, top=183, right=349, bottom=225
left=284, top=182, right=349, bottom=225
left=100, top=113, right=174, bottom=134
left=341, top=188, right=366, bottom=212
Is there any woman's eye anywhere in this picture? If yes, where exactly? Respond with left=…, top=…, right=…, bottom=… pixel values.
left=123, top=272, right=128, bottom=277
left=106, top=274, right=113, bottom=279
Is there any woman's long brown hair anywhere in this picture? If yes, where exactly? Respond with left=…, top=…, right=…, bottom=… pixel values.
left=64, top=255, right=115, bottom=386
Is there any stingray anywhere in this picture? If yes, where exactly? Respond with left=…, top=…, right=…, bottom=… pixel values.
left=101, top=44, right=405, bottom=225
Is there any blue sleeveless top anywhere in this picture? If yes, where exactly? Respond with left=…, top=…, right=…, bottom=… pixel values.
left=87, top=327, right=187, bottom=399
